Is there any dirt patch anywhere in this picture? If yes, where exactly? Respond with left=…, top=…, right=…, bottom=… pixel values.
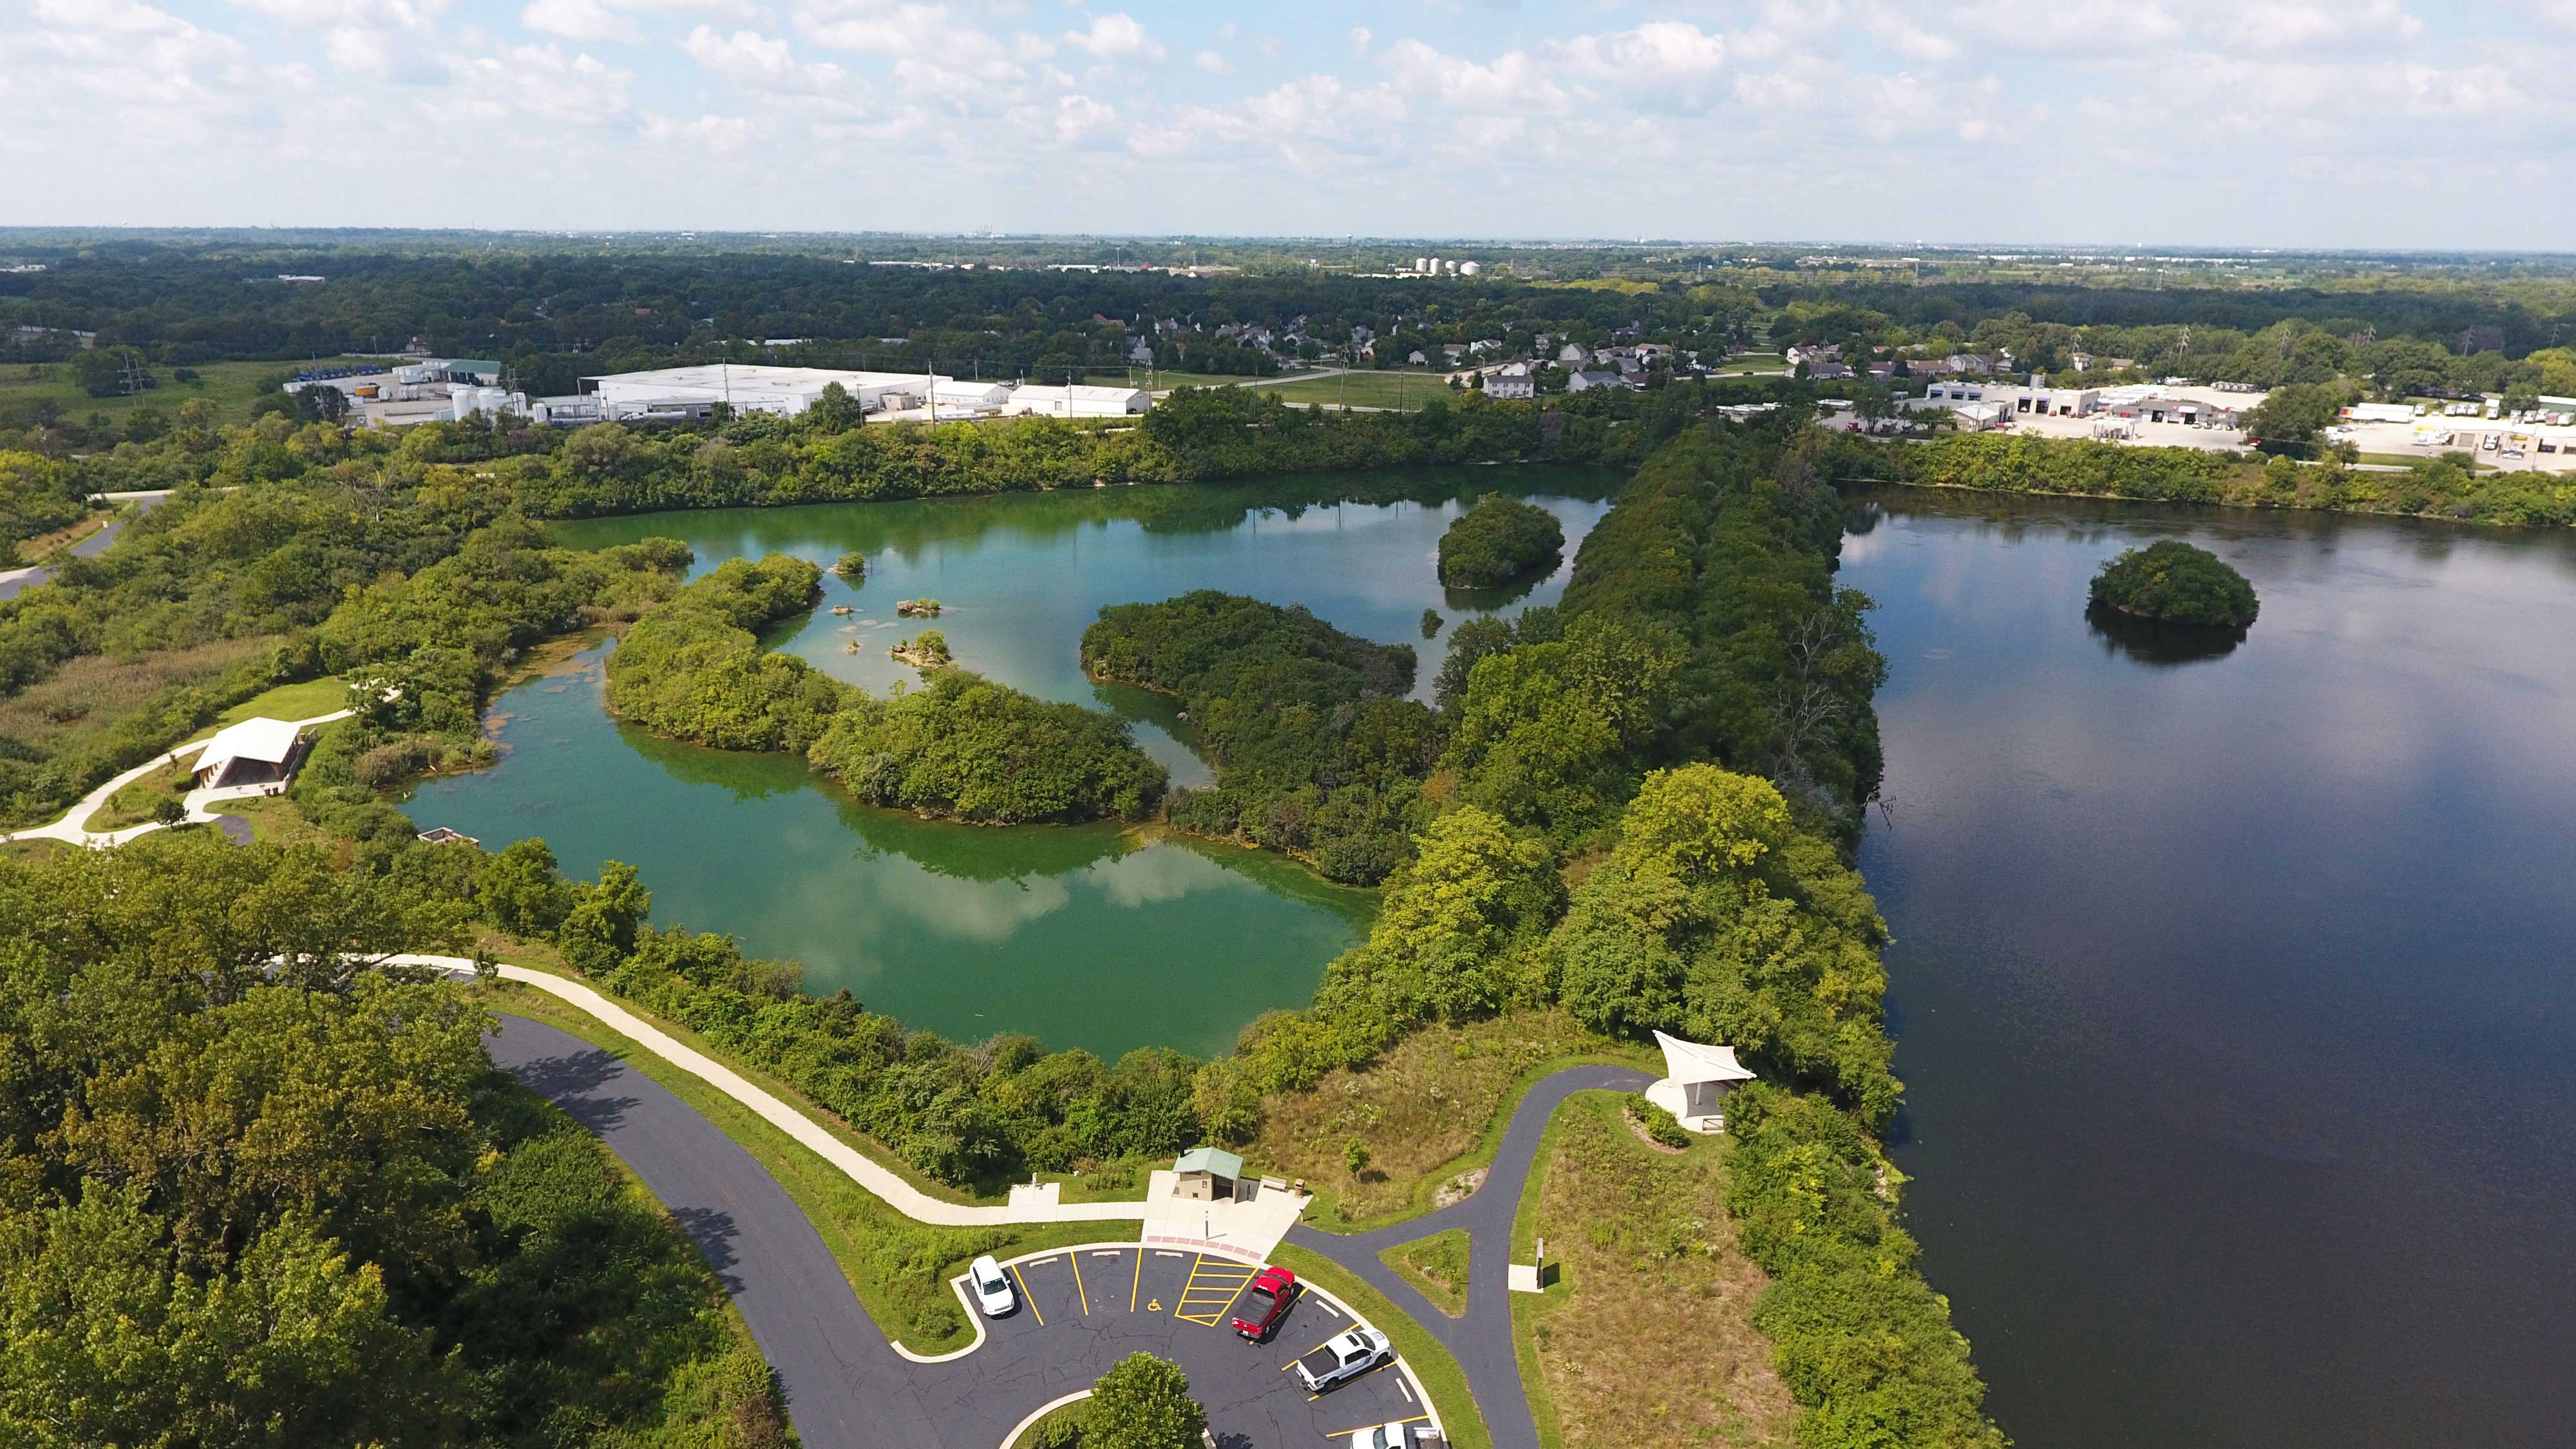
left=1432, top=1168, right=1488, bottom=1209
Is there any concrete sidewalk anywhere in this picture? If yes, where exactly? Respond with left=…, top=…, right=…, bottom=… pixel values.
left=399, top=954, right=1312, bottom=1255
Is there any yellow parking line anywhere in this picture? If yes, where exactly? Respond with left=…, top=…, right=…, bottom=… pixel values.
left=1130, top=1249, right=1142, bottom=1311
left=1010, top=1264, right=1045, bottom=1327
left=1070, top=1251, right=1090, bottom=1315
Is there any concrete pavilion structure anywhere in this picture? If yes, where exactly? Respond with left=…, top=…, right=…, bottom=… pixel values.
left=1645, top=1030, right=1757, bottom=1135
left=189, top=717, right=314, bottom=791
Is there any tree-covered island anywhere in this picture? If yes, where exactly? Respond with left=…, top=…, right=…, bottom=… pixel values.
left=1435, top=494, right=1566, bottom=588
left=2088, top=540, right=2260, bottom=628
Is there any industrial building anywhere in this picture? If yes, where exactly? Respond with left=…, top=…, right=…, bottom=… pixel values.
left=1005, top=384, right=1151, bottom=417
left=580, top=365, right=939, bottom=421
left=573, top=365, right=1151, bottom=424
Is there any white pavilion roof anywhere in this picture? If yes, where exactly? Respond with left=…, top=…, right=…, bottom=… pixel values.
left=194, top=717, right=303, bottom=778
left=1653, top=1030, right=1757, bottom=1086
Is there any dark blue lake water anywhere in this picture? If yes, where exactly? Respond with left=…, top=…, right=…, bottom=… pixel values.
left=1841, top=489, right=2576, bottom=1449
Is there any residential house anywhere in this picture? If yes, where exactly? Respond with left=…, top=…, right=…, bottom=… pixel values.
left=1487, top=362, right=1535, bottom=401
left=1557, top=342, right=1591, bottom=365
left=1566, top=368, right=1631, bottom=393
left=1807, top=361, right=1857, bottom=381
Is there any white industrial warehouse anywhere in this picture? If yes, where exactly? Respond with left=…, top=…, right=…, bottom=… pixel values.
left=298, top=361, right=1152, bottom=428
left=573, top=365, right=1150, bottom=424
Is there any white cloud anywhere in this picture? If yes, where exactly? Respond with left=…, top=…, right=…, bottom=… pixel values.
left=1052, top=91, right=1114, bottom=143
left=1195, top=48, right=1229, bottom=75
left=683, top=26, right=848, bottom=91
left=1385, top=39, right=1561, bottom=113
left=1062, top=12, right=1162, bottom=63
left=639, top=110, right=757, bottom=149
left=522, top=0, right=750, bottom=43
left=445, top=43, right=630, bottom=126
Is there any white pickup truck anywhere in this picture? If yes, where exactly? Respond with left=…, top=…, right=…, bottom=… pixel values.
left=1295, top=1327, right=1392, bottom=1392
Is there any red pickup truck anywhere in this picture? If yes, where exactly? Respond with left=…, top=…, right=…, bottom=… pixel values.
left=1231, top=1265, right=1298, bottom=1341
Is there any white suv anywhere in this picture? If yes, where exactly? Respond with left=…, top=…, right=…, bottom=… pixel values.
left=969, top=1255, right=1016, bottom=1317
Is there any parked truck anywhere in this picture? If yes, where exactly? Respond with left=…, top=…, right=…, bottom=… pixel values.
left=1294, top=1328, right=1392, bottom=1392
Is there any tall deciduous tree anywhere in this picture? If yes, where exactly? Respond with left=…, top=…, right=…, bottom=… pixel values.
left=1084, top=1352, right=1208, bottom=1449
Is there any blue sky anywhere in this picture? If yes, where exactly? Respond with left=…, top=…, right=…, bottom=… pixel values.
left=6, top=1, right=2575, bottom=247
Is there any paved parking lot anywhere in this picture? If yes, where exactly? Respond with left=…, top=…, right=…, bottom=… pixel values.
left=913, top=1244, right=1436, bottom=1448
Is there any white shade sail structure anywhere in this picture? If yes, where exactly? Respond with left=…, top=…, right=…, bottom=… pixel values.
left=191, top=717, right=308, bottom=790
left=1646, top=1030, right=1757, bottom=1134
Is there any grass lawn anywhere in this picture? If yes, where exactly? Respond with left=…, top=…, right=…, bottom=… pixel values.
left=179, top=674, right=350, bottom=743
left=1106, top=369, right=1309, bottom=390
left=1379, top=1228, right=1470, bottom=1318
left=0, top=355, right=392, bottom=427
left=1251, top=372, right=1461, bottom=411
left=92, top=759, right=194, bottom=830
left=1508, top=1092, right=1792, bottom=1449
left=1710, top=354, right=1788, bottom=375
left=1270, top=1243, right=1492, bottom=1449
left=0, top=838, right=73, bottom=862
left=1241, top=1009, right=1652, bottom=1230
left=481, top=978, right=1113, bottom=1354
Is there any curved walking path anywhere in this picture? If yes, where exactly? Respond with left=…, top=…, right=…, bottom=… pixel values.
left=400, top=952, right=1642, bottom=1448
left=1286, top=1063, right=1654, bottom=1449
left=393, top=956, right=1150, bottom=1229
left=1, top=707, right=354, bottom=849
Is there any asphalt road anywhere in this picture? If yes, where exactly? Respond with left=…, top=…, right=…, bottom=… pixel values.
left=0, top=490, right=169, bottom=601
left=487, top=1014, right=1431, bottom=1449
left=1285, top=1063, right=1653, bottom=1449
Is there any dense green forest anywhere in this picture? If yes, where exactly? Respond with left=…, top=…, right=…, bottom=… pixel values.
left=1081, top=591, right=1431, bottom=882
left=810, top=671, right=1167, bottom=824
left=0, top=835, right=788, bottom=1448
left=1435, top=493, right=1566, bottom=587
left=0, top=388, right=1994, bottom=1446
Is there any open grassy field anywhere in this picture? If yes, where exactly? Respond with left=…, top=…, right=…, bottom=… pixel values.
left=1250, top=371, right=1460, bottom=411
left=1710, top=353, right=1789, bottom=375
left=1510, top=1092, right=1792, bottom=1449
left=1240, top=1008, right=1649, bottom=1229
left=0, top=635, right=279, bottom=828
left=92, top=758, right=194, bottom=830
left=178, top=674, right=350, bottom=743
left=0, top=354, right=392, bottom=428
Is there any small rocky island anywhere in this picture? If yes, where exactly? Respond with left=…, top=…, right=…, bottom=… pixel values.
left=891, top=629, right=952, bottom=667
left=2088, top=540, right=2259, bottom=629
left=1437, top=494, right=1565, bottom=588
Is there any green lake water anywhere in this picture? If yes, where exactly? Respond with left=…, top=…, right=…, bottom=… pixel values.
left=401, top=469, right=1616, bottom=1059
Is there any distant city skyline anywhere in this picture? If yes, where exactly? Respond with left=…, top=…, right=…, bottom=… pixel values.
left=6, top=1, right=2573, bottom=249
